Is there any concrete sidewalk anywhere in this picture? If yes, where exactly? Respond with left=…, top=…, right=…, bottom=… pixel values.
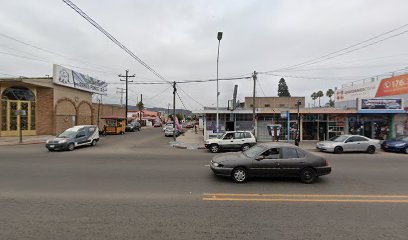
left=172, top=129, right=319, bottom=150
left=0, top=135, right=53, bottom=146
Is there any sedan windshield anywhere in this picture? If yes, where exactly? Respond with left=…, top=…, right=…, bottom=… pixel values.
left=329, top=135, right=349, bottom=142
left=395, top=136, right=408, bottom=141
left=58, top=130, right=76, bottom=138
left=243, top=146, right=265, bottom=158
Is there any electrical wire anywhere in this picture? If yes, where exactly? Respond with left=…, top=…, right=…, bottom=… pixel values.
left=62, top=0, right=170, bottom=84
left=177, top=86, right=205, bottom=107
left=261, top=23, right=408, bottom=73
left=257, top=79, right=266, bottom=97
left=176, top=91, right=189, bottom=110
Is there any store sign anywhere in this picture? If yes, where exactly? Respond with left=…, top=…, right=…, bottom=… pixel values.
left=335, top=73, right=408, bottom=102
left=358, top=98, right=405, bottom=113
left=53, top=64, right=108, bottom=94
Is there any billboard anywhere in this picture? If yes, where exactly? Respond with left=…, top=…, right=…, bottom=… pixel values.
left=53, top=64, right=108, bottom=94
left=358, top=98, right=405, bottom=113
left=335, top=73, right=408, bottom=102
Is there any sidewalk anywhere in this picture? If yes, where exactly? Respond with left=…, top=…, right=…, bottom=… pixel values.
left=0, top=135, right=53, bottom=146
left=172, top=129, right=318, bottom=150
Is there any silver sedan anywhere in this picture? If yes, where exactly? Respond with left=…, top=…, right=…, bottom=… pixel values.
left=316, top=135, right=381, bottom=154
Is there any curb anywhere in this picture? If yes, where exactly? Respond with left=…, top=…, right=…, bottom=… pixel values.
left=0, top=141, right=45, bottom=146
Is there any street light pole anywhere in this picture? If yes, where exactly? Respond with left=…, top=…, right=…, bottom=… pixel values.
left=295, top=99, right=301, bottom=146
left=216, top=32, right=223, bottom=136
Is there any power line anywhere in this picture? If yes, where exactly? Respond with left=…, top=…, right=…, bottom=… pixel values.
left=261, top=23, right=408, bottom=73
left=145, top=85, right=172, bottom=100
left=62, top=0, right=170, bottom=84
left=176, top=91, right=189, bottom=110
left=257, top=79, right=266, bottom=97
left=177, top=86, right=205, bottom=107
left=124, top=76, right=252, bottom=85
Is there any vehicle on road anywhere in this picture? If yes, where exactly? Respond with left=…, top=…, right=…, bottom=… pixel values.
left=210, top=142, right=331, bottom=183
left=126, top=121, right=141, bottom=132
left=45, top=125, right=99, bottom=151
left=316, top=135, right=380, bottom=154
left=153, top=121, right=162, bottom=127
left=101, top=116, right=127, bottom=135
left=381, top=135, right=408, bottom=154
left=164, top=124, right=180, bottom=137
left=205, top=131, right=256, bottom=153
left=163, top=123, right=173, bottom=131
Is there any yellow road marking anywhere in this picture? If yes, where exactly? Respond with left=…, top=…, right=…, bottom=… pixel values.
left=202, top=198, right=408, bottom=203
left=203, top=193, right=408, bottom=198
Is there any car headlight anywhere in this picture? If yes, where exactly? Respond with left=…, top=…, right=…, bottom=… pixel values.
left=58, top=139, right=67, bottom=144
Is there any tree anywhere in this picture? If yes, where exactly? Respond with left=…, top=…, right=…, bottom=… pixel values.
left=316, top=90, right=324, bottom=107
left=311, top=92, right=317, bottom=107
left=136, top=101, right=144, bottom=110
left=277, top=78, right=291, bottom=97
left=326, top=89, right=335, bottom=107
left=176, top=112, right=184, bottom=121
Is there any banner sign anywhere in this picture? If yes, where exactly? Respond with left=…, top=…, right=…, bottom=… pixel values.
left=53, top=64, right=108, bottom=94
left=358, top=98, right=405, bottom=113
left=335, top=74, right=408, bottom=102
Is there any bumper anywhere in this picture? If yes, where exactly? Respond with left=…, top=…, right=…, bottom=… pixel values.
left=316, top=146, right=335, bottom=152
left=315, top=166, right=331, bottom=176
left=210, top=165, right=233, bottom=177
left=45, top=142, right=69, bottom=150
left=382, top=145, right=406, bottom=152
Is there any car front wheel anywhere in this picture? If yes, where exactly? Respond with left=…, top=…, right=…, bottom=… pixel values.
left=300, top=168, right=317, bottom=184
left=404, top=147, right=408, bottom=154
left=91, top=140, right=97, bottom=146
left=241, top=144, right=250, bottom=152
left=210, top=144, right=219, bottom=153
left=232, top=167, right=247, bottom=183
left=67, top=143, right=75, bottom=151
left=334, top=146, right=343, bottom=154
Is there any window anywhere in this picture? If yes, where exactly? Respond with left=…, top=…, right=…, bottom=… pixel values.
left=346, top=137, right=359, bottom=142
left=262, top=148, right=280, bottom=159
left=250, top=104, right=253, bottom=107
left=279, top=104, right=286, bottom=107
left=296, top=149, right=306, bottom=158
left=244, top=132, right=252, bottom=138
left=355, top=136, right=368, bottom=142
left=223, top=133, right=234, bottom=139
left=264, top=104, right=270, bottom=107
left=281, top=147, right=299, bottom=159
left=234, top=132, right=244, bottom=139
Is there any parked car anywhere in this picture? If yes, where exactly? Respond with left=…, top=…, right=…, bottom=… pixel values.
left=164, top=124, right=180, bottom=137
left=381, top=135, right=408, bottom=154
left=316, top=135, right=380, bottom=154
left=163, top=123, right=173, bottom=131
left=153, top=121, right=162, bottom=127
left=185, top=122, right=194, bottom=128
left=125, top=122, right=141, bottom=132
left=45, top=125, right=99, bottom=151
left=210, top=142, right=331, bottom=183
left=205, top=131, right=257, bottom=153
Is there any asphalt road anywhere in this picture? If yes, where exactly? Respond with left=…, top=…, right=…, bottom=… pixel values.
left=0, top=127, right=407, bottom=240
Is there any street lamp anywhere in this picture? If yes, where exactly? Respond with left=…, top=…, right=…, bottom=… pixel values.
left=216, top=31, right=223, bottom=136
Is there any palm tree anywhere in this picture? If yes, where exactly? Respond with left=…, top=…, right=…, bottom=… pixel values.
left=311, top=92, right=317, bottom=107
left=316, top=91, right=324, bottom=107
left=326, top=89, right=334, bottom=107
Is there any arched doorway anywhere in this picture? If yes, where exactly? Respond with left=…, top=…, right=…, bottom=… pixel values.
left=55, top=98, right=76, bottom=135
left=77, top=101, right=93, bottom=125
left=1, top=86, right=36, bottom=136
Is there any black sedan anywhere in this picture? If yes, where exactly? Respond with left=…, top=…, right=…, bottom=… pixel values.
left=210, top=143, right=331, bottom=183
left=125, top=122, right=141, bottom=132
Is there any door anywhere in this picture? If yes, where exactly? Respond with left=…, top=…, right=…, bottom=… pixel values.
left=75, top=130, right=87, bottom=145
left=219, top=132, right=235, bottom=149
left=274, top=147, right=304, bottom=176
left=0, top=100, right=36, bottom=136
left=342, top=136, right=357, bottom=152
left=353, top=136, right=370, bottom=151
left=233, top=132, right=246, bottom=149
left=250, top=147, right=281, bottom=177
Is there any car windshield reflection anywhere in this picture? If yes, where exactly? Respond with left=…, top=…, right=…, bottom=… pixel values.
left=329, top=135, right=349, bottom=142
left=243, top=146, right=265, bottom=158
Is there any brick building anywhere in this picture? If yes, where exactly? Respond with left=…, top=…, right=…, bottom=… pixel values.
left=0, top=76, right=124, bottom=136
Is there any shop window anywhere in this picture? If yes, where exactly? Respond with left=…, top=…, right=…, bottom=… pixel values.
left=1, top=86, right=35, bottom=101
left=1, top=100, right=6, bottom=131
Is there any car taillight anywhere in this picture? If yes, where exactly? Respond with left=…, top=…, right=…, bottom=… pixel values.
left=326, top=160, right=329, bottom=166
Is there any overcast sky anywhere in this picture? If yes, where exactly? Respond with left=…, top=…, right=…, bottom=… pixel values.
left=1, top=0, right=407, bottom=110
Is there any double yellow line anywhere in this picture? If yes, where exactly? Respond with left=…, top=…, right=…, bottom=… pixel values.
left=203, top=193, right=408, bottom=203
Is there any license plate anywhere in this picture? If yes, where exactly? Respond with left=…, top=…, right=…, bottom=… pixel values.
left=49, top=145, right=55, bottom=148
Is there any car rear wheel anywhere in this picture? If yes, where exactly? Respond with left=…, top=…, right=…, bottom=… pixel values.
left=91, top=140, right=97, bottom=146
left=300, top=168, right=317, bottom=184
left=67, top=143, right=75, bottom=151
left=210, top=144, right=219, bottom=153
left=232, top=167, right=247, bottom=183
left=334, top=146, right=343, bottom=154
left=241, top=144, right=250, bottom=152
left=366, top=145, right=376, bottom=154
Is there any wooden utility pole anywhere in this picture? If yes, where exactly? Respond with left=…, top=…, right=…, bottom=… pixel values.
left=172, top=81, right=177, bottom=141
left=252, top=71, right=257, bottom=134
left=119, top=70, right=135, bottom=122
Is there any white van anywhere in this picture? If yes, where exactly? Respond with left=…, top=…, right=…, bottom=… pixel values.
left=45, top=125, right=99, bottom=151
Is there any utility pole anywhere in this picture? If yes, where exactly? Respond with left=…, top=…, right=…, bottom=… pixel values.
left=216, top=32, right=223, bottom=137
left=172, top=81, right=177, bottom=141
left=252, top=71, right=257, bottom=135
left=97, top=94, right=102, bottom=128
left=295, top=99, right=301, bottom=146
left=116, top=87, right=125, bottom=107
left=139, top=94, right=143, bottom=126
left=119, top=69, right=135, bottom=123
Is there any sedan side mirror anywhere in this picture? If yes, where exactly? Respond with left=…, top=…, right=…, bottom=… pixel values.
left=255, top=156, right=264, bottom=161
